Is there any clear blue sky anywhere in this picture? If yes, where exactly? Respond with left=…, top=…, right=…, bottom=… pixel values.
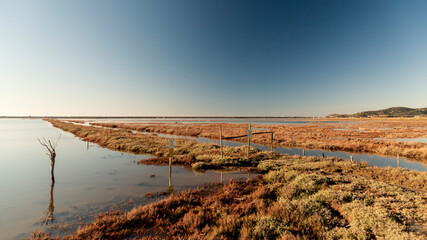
left=1, top=0, right=426, bottom=116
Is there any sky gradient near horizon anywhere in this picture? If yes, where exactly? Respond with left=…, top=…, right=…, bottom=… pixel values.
left=1, top=0, right=426, bottom=117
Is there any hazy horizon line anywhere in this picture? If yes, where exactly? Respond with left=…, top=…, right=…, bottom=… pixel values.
left=0, top=115, right=318, bottom=119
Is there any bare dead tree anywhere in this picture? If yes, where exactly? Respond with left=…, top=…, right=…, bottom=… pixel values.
left=38, top=135, right=61, bottom=182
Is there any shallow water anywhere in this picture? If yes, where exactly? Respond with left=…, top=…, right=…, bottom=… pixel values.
left=395, top=137, right=427, bottom=143
left=373, top=137, right=427, bottom=143
left=0, top=119, right=252, bottom=240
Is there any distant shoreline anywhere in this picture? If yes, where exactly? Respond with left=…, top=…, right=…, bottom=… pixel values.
left=0, top=116, right=316, bottom=119
left=2, top=116, right=427, bottom=120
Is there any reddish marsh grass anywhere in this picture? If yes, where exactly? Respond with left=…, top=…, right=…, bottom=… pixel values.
left=90, top=118, right=427, bottom=163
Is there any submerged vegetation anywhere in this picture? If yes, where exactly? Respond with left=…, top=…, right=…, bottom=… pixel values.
left=34, top=119, right=427, bottom=239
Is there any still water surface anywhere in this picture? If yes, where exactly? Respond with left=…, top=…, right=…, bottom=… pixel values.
left=0, top=119, right=250, bottom=240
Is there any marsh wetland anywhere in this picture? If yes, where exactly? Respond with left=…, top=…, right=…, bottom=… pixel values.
left=0, top=119, right=251, bottom=239
left=1, top=118, right=426, bottom=239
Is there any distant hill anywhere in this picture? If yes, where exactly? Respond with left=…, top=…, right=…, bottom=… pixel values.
left=328, top=107, right=427, bottom=118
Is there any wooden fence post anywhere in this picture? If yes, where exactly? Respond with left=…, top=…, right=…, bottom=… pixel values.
left=219, top=126, right=223, bottom=160
left=168, top=139, right=174, bottom=187
left=270, top=132, right=274, bottom=152
left=247, top=123, right=251, bottom=158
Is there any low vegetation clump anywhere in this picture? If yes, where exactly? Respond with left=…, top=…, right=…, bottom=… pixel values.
left=262, top=157, right=427, bottom=192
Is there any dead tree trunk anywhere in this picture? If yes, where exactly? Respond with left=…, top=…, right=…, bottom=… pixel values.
left=50, top=153, right=56, bottom=182
left=39, top=135, right=60, bottom=183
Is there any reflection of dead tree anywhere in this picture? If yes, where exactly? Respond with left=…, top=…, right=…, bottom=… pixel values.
left=38, top=135, right=61, bottom=182
left=42, top=181, right=56, bottom=225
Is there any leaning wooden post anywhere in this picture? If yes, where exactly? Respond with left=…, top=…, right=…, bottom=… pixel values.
left=321, top=153, right=325, bottom=158
left=219, top=126, right=223, bottom=160
left=350, top=156, right=353, bottom=163
left=220, top=172, right=223, bottom=184
left=302, top=149, right=305, bottom=156
left=168, top=139, right=174, bottom=187
left=270, top=132, right=274, bottom=152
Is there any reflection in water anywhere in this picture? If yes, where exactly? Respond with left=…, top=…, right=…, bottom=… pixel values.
left=397, top=155, right=400, bottom=168
left=42, top=182, right=55, bottom=225
left=169, top=160, right=172, bottom=187
left=168, top=161, right=174, bottom=195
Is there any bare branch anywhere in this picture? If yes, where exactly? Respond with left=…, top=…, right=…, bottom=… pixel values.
left=38, top=136, right=60, bottom=182
left=38, top=136, right=60, bottom=156
left=53, top=134, right=61, bottom=149
left=38, top=138, right=53, bottom=155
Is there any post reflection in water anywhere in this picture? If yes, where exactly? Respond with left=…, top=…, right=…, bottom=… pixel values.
left=168, top=165, right=174, bottom=195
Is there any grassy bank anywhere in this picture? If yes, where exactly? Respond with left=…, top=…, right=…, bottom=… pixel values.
left=47, top=119, right=280, bottom=169
left=33, top=156, right=427, bottom=239
left=89, top=119, right=427, bottom=163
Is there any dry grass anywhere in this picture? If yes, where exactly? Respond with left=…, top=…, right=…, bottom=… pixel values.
left=89, top=119, right=427, bottom=163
